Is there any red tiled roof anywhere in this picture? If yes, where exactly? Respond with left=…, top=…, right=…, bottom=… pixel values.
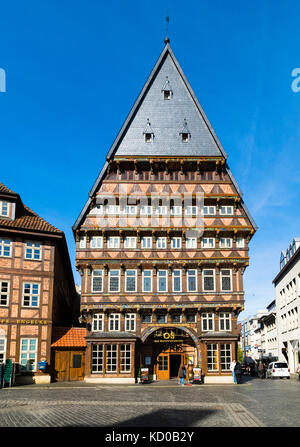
left=51, top=327, right=87, bottom=348
left=0, top=182, right=18, bottom=195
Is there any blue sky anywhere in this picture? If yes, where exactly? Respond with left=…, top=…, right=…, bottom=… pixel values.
left=0, top=0, right=299, bottom=320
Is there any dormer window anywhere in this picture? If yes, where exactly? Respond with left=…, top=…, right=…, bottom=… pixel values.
left=164, top=90, right=171, bottom=100
left=179, top=119, right=191, bottom=142
left=0, top=201, right=9, bottom=217
left=161, top=76, right=173, bottom=100
left=181, top=133, right=189, bottom=142
left=143, top=119, right=154, bottom=143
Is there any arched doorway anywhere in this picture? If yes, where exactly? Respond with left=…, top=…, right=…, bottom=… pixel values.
left=140, top=327, right=200, bottom=380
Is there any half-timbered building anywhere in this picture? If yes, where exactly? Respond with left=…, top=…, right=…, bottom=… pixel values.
left=73, top=39, right=257, bottom=383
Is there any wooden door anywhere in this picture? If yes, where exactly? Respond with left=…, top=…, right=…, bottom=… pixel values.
left=69, top=351, right=85, bottom=381
left=157, top=354, right=169, bottom=380
left=54, top=351, right=69, bottom=382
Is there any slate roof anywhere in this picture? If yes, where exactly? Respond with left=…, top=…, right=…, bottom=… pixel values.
left=51, top=327, right=87, bottom=348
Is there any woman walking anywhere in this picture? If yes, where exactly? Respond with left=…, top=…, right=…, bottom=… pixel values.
left=230, top=359, right=237, bottom=384
left=178, top=364, right=185, bottom=386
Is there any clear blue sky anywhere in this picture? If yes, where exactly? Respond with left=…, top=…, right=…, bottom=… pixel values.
left=0, top=0, right=299, bottom=320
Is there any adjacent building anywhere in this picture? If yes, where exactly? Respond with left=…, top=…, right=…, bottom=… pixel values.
left=273, top=238, right=300, bottom=373
left=0, top=182, right=78, bottom=384
left=73, top=39, right=257, bottom=383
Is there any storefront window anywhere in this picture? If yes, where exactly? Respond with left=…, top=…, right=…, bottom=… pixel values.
left=220, top=344, right=232, bottom=371
left=106, top=344, right=117, bottom=372
left=120, top=344, right=131, bottom=372
left=20, top=338, right=37, bottom=371
left=92, top=344, right=103, bottom=373
left=207, top=344, right=218, bottom=371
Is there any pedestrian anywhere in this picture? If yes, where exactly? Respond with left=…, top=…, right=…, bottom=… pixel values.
left=296, top=363, right=300, bottom=381
left=178, top=364, right=185, bottom=386
left=230, top=359, right=237, bottom=384
left=234, top=361, right=242, bottom=384
left=258, top=361, right=264, bottom=379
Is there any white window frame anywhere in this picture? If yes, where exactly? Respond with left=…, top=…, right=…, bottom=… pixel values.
left=203, top=206, right=216, bottom=215
left=202, top=269, right=216, bottom=292
left=140, top=205, right=153, bottom=216
left=0, top=238, right=12, bottom=258
left=141, top=236, right=152, bottom=249
left=92, top=270, right=103, bottom=293
left=22, top=282, right=40, bottom=307
left=170, top=206, right=182, bottom=216
left=120, top=344, right=131, bottom=373
left=125, top=269, right=137, bottom=292
left=219, top=313, right=232, bottom=331
left=107, top=237, right=120, bottom=249
left=186, top=313, right=197, bottom=323
left=90, top=236, right=103, bottom=249
left=125, top=313, right=136, bottom=332
left=25, top=241, right=42, bottom=261
left=79, top=236, right=86, bottom=248
left=156, top=313, right=167, bottom=324
left=157, top=269, right=168, bottom=292
left=220, top=206, right=234, bottom=215
left=201, top=238, right=215, bottom=248
left=92, top=313, right=104, bottom=332
left=142, top=270, right=152, bottom=293
left=172, top=269, right=182, bottom=292
left=109, top=313, right=121, bottom=332
left=220, top=269, right=232, bottom=292
left=0, top=337, right=6, bottom=363
left=171, top=237, right=181, bottom=249
left=156, top=237, right=167, bottom=249
left=187, top=269, right=197, bottom=292
left=0, top=280, right=10, bottom=306
left=186, top=237, right=197, bottom=249
left=0, top=201, right=9, bottom=217
left=201, top=313, right=215, bottom=331
left=109, top=270, right=120, bottom=293
left=236, top=237, right=245, bottom=248
left=185, top=205, right=198, bottom=216
left=20, top=338, right=37, bottom=372
left=207, top=343, right=218, bottom=371
left=124, top=237, right=137, bottom=249
left=92, top=344, right=103, bottom=373
left=219, top=238, right=232, bottom=248
left=121, top=205, right=137, bottom=215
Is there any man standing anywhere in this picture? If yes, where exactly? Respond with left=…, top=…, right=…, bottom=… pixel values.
left=178, top=364, right=185, bottom=386
left=230, top=360, right=237, bottom=384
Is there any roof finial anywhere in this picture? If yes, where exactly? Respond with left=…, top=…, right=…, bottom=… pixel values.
left=164, top=15, right=170, bottom=44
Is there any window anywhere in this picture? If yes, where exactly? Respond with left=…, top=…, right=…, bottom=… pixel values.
left=142, top=270, right=152, bottom=292
left=157, top=313, right=167, bottom=323
left=219, top=238, right=232, bottom=248
left=187, top=269, right=197, bottom=292
left=145, top=133, right=152, bottom=143
left=124, top=237, right=137, bottom=249
left=109, top=314, right=120, bottom=331
left=163, top=89, right=171, bottom=100
left=0, top=238, right=12, bottom=257
left=141, top=236, right=152, bottom=248
left=181, top=133, right=189, bottom=142
left=121, top=205, right=137, bottom=215
left=92, top=313, right=104, bottom=332
left=156, top=237, right=167, bottom=249
left=186, top=237, right=197, bottom=249
left=155, top=205, right=168, bottom=215
left=20, top=338, right=37, bottom=371
left=207, top=344, right=218, bottom=371
left=109, top=270, right=120, bottom=292
left=219, top=313, right=231, bottom=331
left=106, top=344, right=117, bottom=372
left=203, top=269, right=215, bottom=291
left=107, top=237, right=120, bottom=249
left=0, top=201, right=9, bottom=217
left=140, top=206, right=153, bottom=216
left=0, top=337, right=6, bottom=363
left=22, top=283, right=40, bottom=307
left=185, top=206, right=198, bottom=215
left=125, top=270, right=137, bottom=292
left=79, top=236, right=86, bottom=248
left=171, top=314, right=182, bottom=323
left=120, top=344, right=131, bottom=372
left=170, top=206, right=182, bottom=215
left=220, top=206, right=233, bottom=215
left=203, top=206, right=216, bottom=215
left=171, top=237, right=181, bottom=249
left=221, top=269, right=232, bottom=291
left=25, top=242, right=41, bottom=260
left=141, top=314, right=152, bottom=323
left=236, top=237, right=245, bottom=248
left=186, top=313, right=197, bottom=323
left=91, top=236, right=103, bottom=248
left=173, top=270, right=182, bottom=292
left=0, top=281, right=10, bottom=306
left=92, top=344, right=103, bottom=373
left=92, top=270, right=103, bottom=293
left=201, top=238, right=215, bottom=248
left=105, top=204, right=120, bottom=215
left=220, top=344, right=232, bottom=371
left=125, top=314, right=136, bottom=332
left=202, top=313, right=214, bottom=331
left=157, top=270, right=168, bottom=292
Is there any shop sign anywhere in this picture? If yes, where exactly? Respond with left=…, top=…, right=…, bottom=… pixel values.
left=153, top=329, right=184, bottom=343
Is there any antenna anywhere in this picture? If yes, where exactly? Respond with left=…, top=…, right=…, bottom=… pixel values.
left=165, top=15, right=170, bottom=44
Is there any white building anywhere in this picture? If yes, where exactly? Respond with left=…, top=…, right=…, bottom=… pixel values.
left=258, top=300, right=278, bottom=360
left=273, top=238, right=300, bottom=373
left=241, top=310, right=268, bottom=360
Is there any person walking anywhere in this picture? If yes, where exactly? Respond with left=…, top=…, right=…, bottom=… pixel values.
left=296, top=363, right=300, bottom=381
left=178, top=364, right=185, bottom=386
left=230, top=359, right=237, bottom=384
left=258, top=361, right=264, bottom=379
left=234, top=361, right=242, bottom=384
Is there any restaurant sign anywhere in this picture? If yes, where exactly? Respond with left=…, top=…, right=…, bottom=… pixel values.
left=153, top=329, right=186, bottom=343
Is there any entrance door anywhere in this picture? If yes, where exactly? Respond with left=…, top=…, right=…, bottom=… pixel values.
left=170, top=354, right=182, bottom=378
left=157, top=354, right=169, bottom=380
left=54, top=350, right=85, bottom=382
left=54, top=351, right=69, bottom=382
left=69, top=351, right=85, bottom=381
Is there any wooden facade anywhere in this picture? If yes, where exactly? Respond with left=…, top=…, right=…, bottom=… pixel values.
left=73, top=41, right=257, bottom=383
left=0, top=183, right=78, bottom=384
